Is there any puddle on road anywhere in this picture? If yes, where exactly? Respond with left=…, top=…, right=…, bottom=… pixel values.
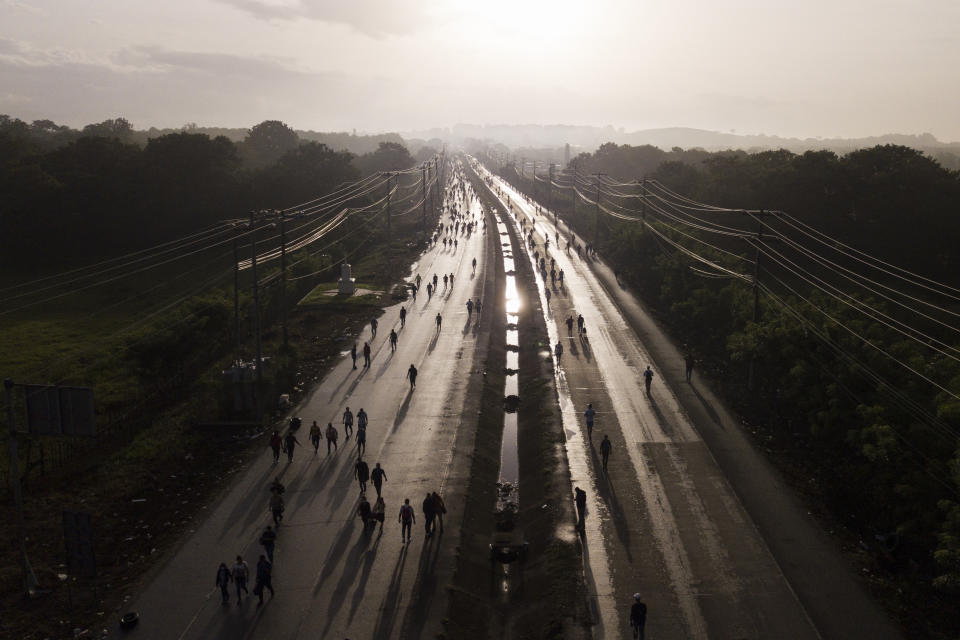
left=497, top=214, right=521, bottom=494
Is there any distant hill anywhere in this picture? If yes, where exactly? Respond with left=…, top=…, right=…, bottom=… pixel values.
left=409, top=124, right=960, bottom=168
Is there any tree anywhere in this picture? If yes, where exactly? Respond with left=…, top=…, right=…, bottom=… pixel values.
left=353, top=141, right=414, bottom=176
left=82, top=117, right=134, bottom=141
left=241, top=120, right=299, bottom=168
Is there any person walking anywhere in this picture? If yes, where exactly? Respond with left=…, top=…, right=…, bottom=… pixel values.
left=432, top=491, right=446, bottom=533
left=466, top=299, right=474, bottom=317
left=584, top=403, right=596, bottom=441
left=389, top=329, right=398, bottom=351
left=427, top=282, right=433, bottom=299
left=399, top=498, right=416, bottom=543
left=231, top=555, right=250, bottom=604
left=325, top=422, right=338, bottom=454
left=355, top=456, right=370, bottom=493
left=630, top=594, right=648, bottom=639
left=351, top=343, right=358, bottom=369
left=342, top=407, right=354, bottom=439
left=684, top=354, right=694, bottom=382
left=415, top=274, right=421, bottom=290
left=407, top=364, right=418, bottom=389
left=357, top=494, right=372, bottom=528
left=310, top=421, right=321, bottom=454
left=216, top=562, right=233, bottom=604
left=370, top=317, right=378, bottom=337
left=363, top=342, right=371, bottom=368
left=356, top=424, right=367, bottom=456
left=269, top=491, right=285, bottom=526
left=372, top=496, right=386, bottom=533
left=574, top=487, right=587, bottom=532
left=475, top=298, right=482, bottom=315
left=436, top=312, right=442, bottom=333
left=283, top=431, right=299, bottom=463
left=269, top=430, right=282, bottom=464
left=443, top=273, right=448, bottom=289
left=577, top=314, right=584, bottom=335
left=555, top=341, right=563, bottom=360
left=253, top=555, right=274, bottom=606
left=600, top=434, right=612, bottom=472
left=566, top=315, right=574, bottom=334
left=259, top=525, right=277, bottom=562
left=371, top=462, right=388, bottom=497
left=643, top=366, right=654, bottom=395
left=449, top=273, right=455, bottom=287
left=400, top=306, right=407, bottom=327
left=422, top=493, right=436, bottom=538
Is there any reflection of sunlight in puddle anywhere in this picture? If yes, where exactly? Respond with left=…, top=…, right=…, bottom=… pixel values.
left=506, top=329, right=519, bottom=346
left=500, top=411, right=519, bottom=484
left=506, top=351, right=519, bottom=370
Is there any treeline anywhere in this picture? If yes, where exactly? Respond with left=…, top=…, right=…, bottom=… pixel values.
left=496, top=143, right=960, bottom=635
left=567, top=142, right=960, bottom=284
left=0, top=116, right=422, bottom=269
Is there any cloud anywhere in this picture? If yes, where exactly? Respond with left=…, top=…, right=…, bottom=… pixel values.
left=214, top=0, right=432, bottom=37
left=0, top=44, right=402, bottom=130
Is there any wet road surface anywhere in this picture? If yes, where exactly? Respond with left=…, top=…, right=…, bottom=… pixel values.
left=474, top=159, right=901, bottom=640
left=125, top=171, right=494, bottom=640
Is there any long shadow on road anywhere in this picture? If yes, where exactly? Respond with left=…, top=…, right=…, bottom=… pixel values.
left=588, top=445, right=634, bottom=563
left=217, top=462, right=289, bottom=541
left=321, top=528, right=376, bottom=637
left=371, top=545, right=410, bottom=640
left=347, top=532, right=383, bottom=623
left=312, top=516, right=358, bottom=596
left=397, top=533, right=444, bottom=640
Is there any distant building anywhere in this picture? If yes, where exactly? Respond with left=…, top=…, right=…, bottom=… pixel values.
left=564, top=143, right=570, bottom=168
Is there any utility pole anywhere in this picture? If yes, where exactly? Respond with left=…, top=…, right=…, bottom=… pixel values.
left=6, top=379, right=39, bottom=596
left=385, top=173, right=392, bottom=235
left=591, top=173, right=607, bottom=247
left=549, top=163, right=557, bottom=223
left=279, top=211, right=288, bottom=348
left=428, top=163, right=434, bottom=221
left=249, top=210, right=263, bottom=423
left=232, top=231, right=240, bottom=363
left=744, top=208, right=776, bottom=391
left=639, top=178, right=647, bottom=230
left=422, top=164, right=427, bottom=230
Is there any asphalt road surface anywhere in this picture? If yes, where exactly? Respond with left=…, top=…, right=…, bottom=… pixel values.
left=475, top=159, right=901, bottom=640
left=126, top=171, right=493, bottom=640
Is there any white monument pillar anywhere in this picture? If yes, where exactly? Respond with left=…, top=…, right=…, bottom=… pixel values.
left=338, top=262, right=356, bottom=295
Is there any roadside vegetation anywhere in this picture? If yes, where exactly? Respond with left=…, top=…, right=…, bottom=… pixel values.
left=489, top=143, right=960, bottom=639
left=0, top=115, right=441, bottom=638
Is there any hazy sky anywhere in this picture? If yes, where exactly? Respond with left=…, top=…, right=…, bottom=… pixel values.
left=2, top=0, right=959, bottom=140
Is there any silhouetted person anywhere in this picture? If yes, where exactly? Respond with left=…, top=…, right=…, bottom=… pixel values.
left=685, top=354, right=694, bottom=382
left=600, top=435, right=612, bottom=472
left=630, top=594, right=648, bottom=639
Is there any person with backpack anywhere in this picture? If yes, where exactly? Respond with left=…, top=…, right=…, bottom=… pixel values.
left=283, top=431, right=300, bottom=463
left=309, top=421, right=321, bottom=454
left=325, top=422, right=338, bottom=454
left=399, top=498, right=416, bottom=543
left=269, top=430, right=282, bottom=464
left=259, top=525, right=277, bottom=562
left=231, top=555, right=249, bottom=605
left=371, top=462, right=388, bottom=497
left=215, top=562, right=233, bottom=604
left=253, top=555, right=274, bottom=606
left=355, top=457, right=370, bottom=493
